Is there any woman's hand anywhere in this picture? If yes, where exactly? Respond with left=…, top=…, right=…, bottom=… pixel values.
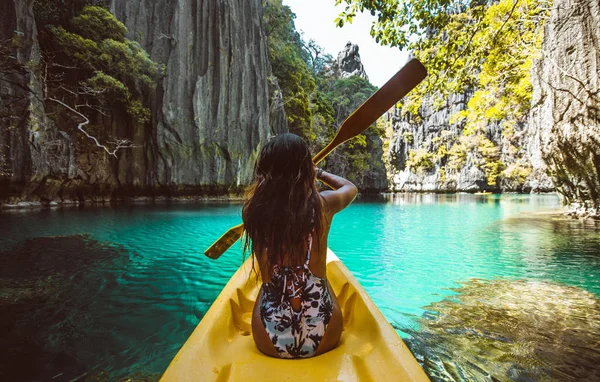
left=314, top=166, right=323, bottom=180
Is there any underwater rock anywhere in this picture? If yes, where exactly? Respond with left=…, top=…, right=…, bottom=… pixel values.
left=405, top=278, right=600, bottom=381
left=0, top=235, right=127, bottom=381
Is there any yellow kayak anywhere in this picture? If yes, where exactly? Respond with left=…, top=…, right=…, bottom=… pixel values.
left=161, top=250, right=429, bottom=381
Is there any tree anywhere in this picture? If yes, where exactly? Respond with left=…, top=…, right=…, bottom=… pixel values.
left=263, top=0, right=316, bottom=140
left=36, top=3, right=162, bottom=156
left=318, top=76, right=382, bottom=184
left=302, top=38, right=334, bottom=76
left=335, top=0, right=550, bottom=187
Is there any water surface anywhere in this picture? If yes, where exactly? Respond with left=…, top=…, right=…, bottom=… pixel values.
left=1, top=194, right=599, bottom=381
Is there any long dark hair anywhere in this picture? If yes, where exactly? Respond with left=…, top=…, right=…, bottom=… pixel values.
left=242, top=133, right=325, bottom=276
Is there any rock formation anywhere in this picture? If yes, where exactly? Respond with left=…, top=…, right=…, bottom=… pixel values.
left=0, top=0, right=286, bottom=206
left=333, top=41, right=369, bottom=81
left=386, top=79, right=554, bottom=193
left=0, top=0, right=78, bottom=205
left=386, top=92, right=487, bottom=192
left=385, top=91, right=549, bottom=193
left=529, top=0, right=599, bottom=218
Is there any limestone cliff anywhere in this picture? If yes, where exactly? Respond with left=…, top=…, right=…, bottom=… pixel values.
left=0, top=0, right=286, bottom=206
left=386, top=92, right=489, bottom=192
left=385, top=91, right=554, bottom=193
left=529, top=0, right=600, bottom=218
left=385, top=79, right=554, bottom=193
left=0, top=0, right=77, bottom=205
left=331, top=41, right=369, bottom=81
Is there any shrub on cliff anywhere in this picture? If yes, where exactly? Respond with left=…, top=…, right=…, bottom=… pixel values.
left=38, top=5, right=161, bottom=123
left=31, top=2, right=162, bottom=157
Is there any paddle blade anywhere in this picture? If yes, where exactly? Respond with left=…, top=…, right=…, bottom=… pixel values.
left=204, top=223, right=245, bottom=259
left=313, top=58, right=427, bottom=164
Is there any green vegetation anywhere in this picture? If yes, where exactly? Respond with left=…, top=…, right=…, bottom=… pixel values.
left=263, top=0, right=382, bottom=186
left=35, top=2, right=161, bottom=123
left=317, top=72, right=380, bottom=184
left=335, top=0, right=550, bottom=188
left=407, top=148, right=434, bottom=173
left=447, top=141, right=468, bottom=172
left=263, top=0, right=316, bottom=139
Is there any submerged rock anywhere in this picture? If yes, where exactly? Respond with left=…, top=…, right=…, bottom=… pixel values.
left=404, top=278, right=600, bottom=381
left=0, top=235, right=128, bottom=381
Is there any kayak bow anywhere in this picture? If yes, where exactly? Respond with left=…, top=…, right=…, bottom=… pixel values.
left=161, top=249, right=429, bottom=381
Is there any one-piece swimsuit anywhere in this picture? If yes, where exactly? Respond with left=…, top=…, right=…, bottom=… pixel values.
left=258, top=234, right=334, bottom=358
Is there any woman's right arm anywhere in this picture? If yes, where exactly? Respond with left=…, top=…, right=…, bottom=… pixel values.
left=317, top=169, right=358, bottom=214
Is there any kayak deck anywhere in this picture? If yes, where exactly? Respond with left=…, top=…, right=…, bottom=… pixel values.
left=161, top=250, right=429, bottom=381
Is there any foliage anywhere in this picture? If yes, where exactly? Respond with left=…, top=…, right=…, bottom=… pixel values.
left=407, top=148, right=434, bottom=173
left=323, top=76, right=377, bottom=127
left=447, top=141, right=468, bottom=172
left=263, top=1, right=383, bottom=186
left=71, top=4, right=127, bottom=41
left=476, top=136, right=504, bottom=185
left=335, top=0, right=550, bottom=188
left=335, top=0, right=549, bottom=97
left=263, top=0, right=315, bottom=139
left=37, top=4, right=161, bottom=123
left=502, top=161, right=532, bottom=188
left=317, top=76, right=381, bottom=183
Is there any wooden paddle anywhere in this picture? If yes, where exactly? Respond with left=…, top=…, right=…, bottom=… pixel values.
left=204, top=58, right=428, bottom=259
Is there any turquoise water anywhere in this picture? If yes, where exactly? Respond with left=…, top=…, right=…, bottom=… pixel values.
left=1, top=194, right=600, bottom=381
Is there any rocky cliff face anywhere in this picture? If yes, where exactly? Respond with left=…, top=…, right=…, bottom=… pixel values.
left=387, top=92, right=486, bottom=192
left=385, top=92, right=545, bottom=193
left=0, top=0, right=286, bottom=206
left=0, top=0, right=78, bottom=205
left=529, top=0, right=599, bottom=218
left=332, top=41, right=369, bottom=81
left=386, top=79, right=554, bottom=194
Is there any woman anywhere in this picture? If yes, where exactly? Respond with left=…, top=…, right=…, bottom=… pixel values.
left=243, top=133, right=358, bottom=359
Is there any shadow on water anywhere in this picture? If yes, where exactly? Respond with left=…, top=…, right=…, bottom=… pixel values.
left=0, top=234, right=159, bottom=382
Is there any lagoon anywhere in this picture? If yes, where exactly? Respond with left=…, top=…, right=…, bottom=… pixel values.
left=1, top=194, right=599, bottom=381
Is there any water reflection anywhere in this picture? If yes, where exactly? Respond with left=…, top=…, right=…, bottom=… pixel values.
left=378, top=192, right=565, bottom=209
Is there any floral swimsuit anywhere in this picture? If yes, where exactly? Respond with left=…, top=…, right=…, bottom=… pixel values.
left=259, top=234, right=334, bottom=358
